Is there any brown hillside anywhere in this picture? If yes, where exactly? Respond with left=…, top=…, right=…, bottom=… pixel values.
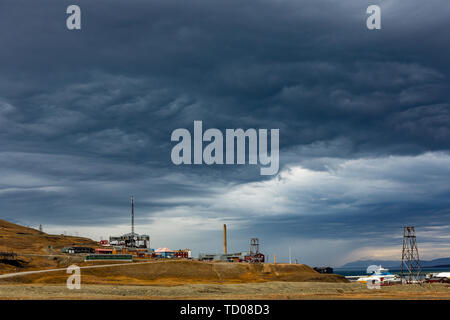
left=2, top=260, right=348, bottom=285
left=0, top=219, right=99, bottom=273
left=0, top=219, right=98, bottom=254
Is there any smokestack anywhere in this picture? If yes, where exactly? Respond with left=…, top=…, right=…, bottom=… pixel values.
left=223, top=224, right=227, bottom=254
left=131, top=196, right=134, bottom=235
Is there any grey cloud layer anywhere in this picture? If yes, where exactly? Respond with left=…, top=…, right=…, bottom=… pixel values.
left=0, top=0, right=449, bottom=263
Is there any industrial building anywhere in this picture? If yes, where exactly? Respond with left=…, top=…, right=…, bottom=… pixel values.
left=154, top=248, right=191, bottom=259
left=198, top=224, right=265, bottom=263
left=85, top=254, right=132, bottom=262
left=154, top=247, right=174, bottom=258
left=246, top=238, right=265, bottom=263
left=89, top=197, right=188, bottom=261
left=70, top=196, right=153, bottom=261
left=109, top=196, right=151, bottom=249
left=62, top=247, right=95, bottom=254
left=109, top=233, right=150, bottom=248
left=58, top=202, right=262, bottom=264
left=198, top=252, right=250, bottom=262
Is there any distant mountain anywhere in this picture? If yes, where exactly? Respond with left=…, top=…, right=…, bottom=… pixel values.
left=338, top=260, right=399, bottom=269
left=423, top=258, right=450, bottom=268
left=338, top=257, right=450, bottom=269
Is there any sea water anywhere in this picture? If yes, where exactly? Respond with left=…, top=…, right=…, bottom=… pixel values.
left=334, top=267, right=450, bottom=277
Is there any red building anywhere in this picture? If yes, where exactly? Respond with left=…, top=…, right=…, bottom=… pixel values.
left=244, top=253, right=265, bottom=263
left=95, top=248, right=114, bottom=254
left=174, top=249, right=191, bottom=259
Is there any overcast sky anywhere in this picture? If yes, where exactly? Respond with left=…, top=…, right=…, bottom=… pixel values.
left=0, top=0, right=449, bottom=266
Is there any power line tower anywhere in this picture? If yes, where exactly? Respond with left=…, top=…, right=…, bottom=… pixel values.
left=401, top=226, right=421, bottom=283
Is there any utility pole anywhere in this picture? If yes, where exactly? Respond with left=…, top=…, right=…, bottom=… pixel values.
left=289, top=247, right=292, bottom=264
left=401, top=226, right=421, bottom=283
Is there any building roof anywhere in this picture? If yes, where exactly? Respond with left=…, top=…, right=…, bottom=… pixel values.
left=155, top=247, right=173, bottom=252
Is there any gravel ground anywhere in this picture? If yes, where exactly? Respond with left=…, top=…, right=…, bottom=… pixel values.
left=0, top=282, right=449, bottom=300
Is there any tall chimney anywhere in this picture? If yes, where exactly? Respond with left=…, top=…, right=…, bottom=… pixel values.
left=131, top=195, right=134, bottom=235
left=223, top=224, right=227, bottom=254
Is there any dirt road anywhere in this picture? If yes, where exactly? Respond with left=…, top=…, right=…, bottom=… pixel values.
left=0, top=261, right=154, bottom=279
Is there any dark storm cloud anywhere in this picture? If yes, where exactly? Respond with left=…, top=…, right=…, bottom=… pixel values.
left=1, top=1, right=449, bottom=145
left=1, top=0, right=449, bottom=163
left=0, top=0, right=449, bottom=263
